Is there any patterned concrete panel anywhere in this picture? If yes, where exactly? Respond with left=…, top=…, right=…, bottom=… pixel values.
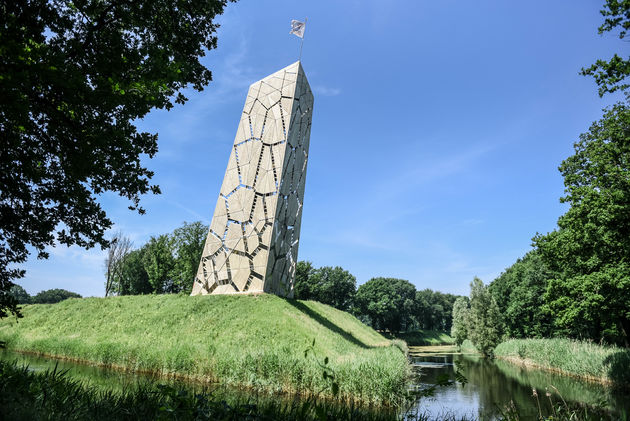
left=191, top=62, right=313, bottom=297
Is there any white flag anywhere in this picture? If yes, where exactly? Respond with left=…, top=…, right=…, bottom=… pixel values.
left=290, top=19, right=305, bottom=38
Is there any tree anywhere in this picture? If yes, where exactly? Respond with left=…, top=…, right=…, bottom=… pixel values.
left=489, top=250, right=554, bottom=338
left=0, top=0, right=232, bottom=318
left=450, top=297, right=470, bottom=348
left=117, top=247, right=153, bottom=295
left=9, top=284, right=31, bottom=305
left=294, top=260, right=315, bottom=299
left=143, top=234, right=176, bottom=293
left=305, top=266, right=356, bottom=311
left=169, top=221, right=208, bottom=294
left=580, top=1, right=629, bottom=96
left=292, top=264, right=356, bottom=311
left=106, top=221, right=208, bottom=295
left=32, top=288, right=81, bottom=304
left=414, top=289, right=433, bottom=330
left=413, top=289, right=460, bottom=331
left=533, top=102, right=630, bottom=345
left=104, top=232, right=133, bottom=296
left=467, top=277, right=502, bottom=358
left=354, top=278, right=416, bottom=333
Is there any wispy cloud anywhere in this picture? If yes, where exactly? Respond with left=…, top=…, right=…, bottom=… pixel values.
left=166, top=199, right=211, bottom=224
left=46, top=244, right=105, bottom=268
left=313, top=85, right=341, bottom=96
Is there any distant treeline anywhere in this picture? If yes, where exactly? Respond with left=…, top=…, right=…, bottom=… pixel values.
left=10, top=286, right=81, bottom=305
left=294, top=262, right=461, bottom=333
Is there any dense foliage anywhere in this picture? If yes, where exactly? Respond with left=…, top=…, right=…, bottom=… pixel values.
left=490, top=103, right=630, bottom=347
left=533, top=102, right=630, bottom=346
left=414, top=289, right=459, bottom=332
left=489, top=251, right=554, bottom=338
left=107, top=221, right=207, bottom=295
left=353, top=278, right=417, bottom=333
left=293, top=264, right=356, bottom=311
left=8, top=284, right=31, bottom=304
left=294, top=263, right=461, bottom=333
left=467, top=278, right=502, bottom=357
left=450, top=297, right=469, bottom=348
left=9, top=287, right=83, bottom=305
left=487, top=0, right=630, bottom=348
left=451, top=278, right=502, bottom=357
left=0, top=0, right=231, bottom=319
left=580, top=0, right=629, bottom=96
left=9, top=285, right=82, bottom=304
left=32, top=288, right=82, bottom=304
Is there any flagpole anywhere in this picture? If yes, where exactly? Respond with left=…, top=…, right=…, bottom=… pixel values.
left=298, top=17, right=307, bottom=61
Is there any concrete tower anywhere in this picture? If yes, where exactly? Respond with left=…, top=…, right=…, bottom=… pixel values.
left=191, top=61, right=314, bottom=298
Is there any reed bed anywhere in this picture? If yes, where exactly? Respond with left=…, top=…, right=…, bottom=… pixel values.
left=0, top=294, right=409, bottom=405
left=494, top=338, right=630, bottom=384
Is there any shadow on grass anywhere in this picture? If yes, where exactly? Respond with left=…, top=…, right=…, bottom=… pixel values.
left=283, top=299, right=372, bottom=349
left=604, top=349, right=630, bottom=385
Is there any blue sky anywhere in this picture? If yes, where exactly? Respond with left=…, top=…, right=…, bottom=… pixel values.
left=20, top=0, right=625, bottom=297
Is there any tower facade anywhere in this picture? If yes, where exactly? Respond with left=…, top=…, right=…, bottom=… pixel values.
left=191, top=62, right=314, bottom=298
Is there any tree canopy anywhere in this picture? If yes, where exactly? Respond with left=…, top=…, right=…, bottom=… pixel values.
left=450, top=297, right=469, bottom=348
left=293, top=265, right=356, bottom=311
left=489, top=250, right=554, bottom=338
left=32, top=288, right=82, bottom=304
left=8, top=284, right=31, bottom=305
left=414, top=289, right=458, bottom=332
left=580, top=0, right=630, bottom=96
left=106, top=221, right=208, bottom=295
left=533, top=102, right=630, bottom=345
left=354, top=277, right=417, bottom=333
left=0, top=0, right=231, bottom=318
left=467, top=277, right=502, bottom=357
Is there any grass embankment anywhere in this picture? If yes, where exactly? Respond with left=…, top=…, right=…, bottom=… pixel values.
left=494, top=338, right=630, bottom=385
left=0, top=360, right=407, bottom=421
left=0, top=294, right=409, bottom=405
left=387, top=330, right=454, bottom=346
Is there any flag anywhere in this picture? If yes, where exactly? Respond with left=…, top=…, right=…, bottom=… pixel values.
left=290, top=19, right=305, bottom=38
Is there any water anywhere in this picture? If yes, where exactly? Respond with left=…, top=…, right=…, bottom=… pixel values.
left=1, top=347, right=628, bottom=420
left=0, top=349, right=308, bottom=412
left=407, top=345, right=630, bottom=420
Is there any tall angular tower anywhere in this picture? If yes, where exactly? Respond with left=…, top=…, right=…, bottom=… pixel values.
left=191, top=62, right=314, bottom=298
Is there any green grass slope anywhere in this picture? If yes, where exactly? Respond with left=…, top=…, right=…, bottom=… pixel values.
left=0, top=294, right=409, bottom=404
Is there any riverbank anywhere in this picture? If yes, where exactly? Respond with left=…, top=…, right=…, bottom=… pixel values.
left=387, top=330, right=454, bottom=346
left=0, top=359, right=409, bottom=421
left=0, top=294, right=409, bottom=405
left=494, top=338, right=630, bottom=386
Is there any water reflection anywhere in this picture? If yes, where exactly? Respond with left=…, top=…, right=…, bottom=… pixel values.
left=0, top=349, right=295, bottom=408
left=2, top=347, right=628, bottom=420
left=0, top=349, right=399, bottom=419
left=409, top=346, right=630, bottom=421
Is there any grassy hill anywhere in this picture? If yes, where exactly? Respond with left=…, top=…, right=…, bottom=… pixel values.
left=0, top=294, right=409, bottom=405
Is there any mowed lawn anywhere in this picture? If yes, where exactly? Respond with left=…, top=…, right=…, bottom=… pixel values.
left=0, top=294, right=409, bottom=404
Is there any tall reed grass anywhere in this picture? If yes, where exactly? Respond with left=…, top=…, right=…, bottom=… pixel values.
left=494, top=338, right=630, bottom=384
left=0, top=294, right=409, bottom=405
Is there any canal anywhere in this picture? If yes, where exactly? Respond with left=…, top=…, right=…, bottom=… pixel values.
left=407, top=345, right=629, bottom=420
left=1, top=346, right=628, bottom=420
